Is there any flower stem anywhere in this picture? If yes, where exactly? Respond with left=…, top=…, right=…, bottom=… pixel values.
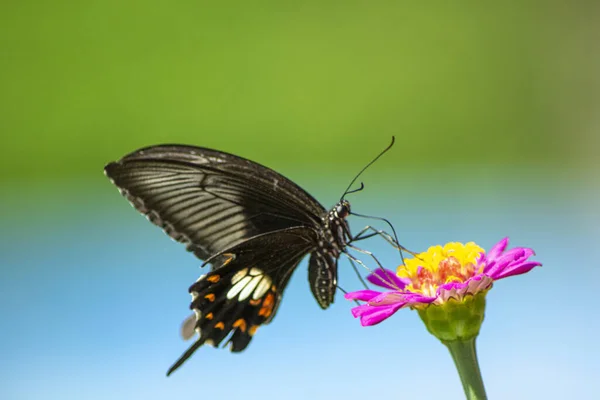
left=443, top=338, right=488, bottom=400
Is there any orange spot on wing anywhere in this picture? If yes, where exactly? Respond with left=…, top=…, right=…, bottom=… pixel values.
left=248, top=325, right=259, bottom=336
left=258, top=307, right=272, bottom=318
left=249, top=299, right=261, bottom=306
left=207, top=275, right=220, bottom=283
left=204, top=293, right=215, bottom=302
left=222, top=253, right=235, bottom=266
left=233, top=319, right=247, bottom=332
left=258, top=293, right=276, bottom=318
left=205, top=312, right=213, bottom=320
left=263, top=293, right=275, bottom=307
left=215, top=322, right=225, bottom=330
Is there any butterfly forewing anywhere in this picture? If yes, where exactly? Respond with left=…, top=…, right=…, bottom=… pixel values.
left=104, top=145, right=326, bottom=260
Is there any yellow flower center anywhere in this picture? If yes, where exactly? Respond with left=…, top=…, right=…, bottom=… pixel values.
left=397, top=242, right=485, bottom=297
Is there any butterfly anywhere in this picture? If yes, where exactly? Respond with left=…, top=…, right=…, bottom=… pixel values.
left=104, top=138, right=395, bottom=375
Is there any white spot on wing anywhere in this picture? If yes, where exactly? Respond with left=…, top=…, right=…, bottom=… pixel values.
left=227, top=275, right=252, bottom=299
left=238, top=275, right=263, bottom=301
left=230, top=268, right=248, bottom=284
left=253, top=276, right=272, bottom=300
left=249, top=267, right=263, bottom=276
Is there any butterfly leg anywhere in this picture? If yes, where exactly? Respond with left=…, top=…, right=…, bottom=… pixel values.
left=343, top=250, right=407, bottom=292
left=342, top=250, right=375, bottom=275
left=352, top=225, right=395, bottom=243
left=352, top=226, right=398, bottom=247
left=346, top=256, right=369, bottom=290
left=351, top=225, right=419, bottom=261
left=345, top=244, right=387, bottom=273
left=351, top=226, right=407, bottom=266
left=336, top=282, right=362, bottom=306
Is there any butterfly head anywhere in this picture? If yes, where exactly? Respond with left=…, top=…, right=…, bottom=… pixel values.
left=334, top=200, right=351, bottom=219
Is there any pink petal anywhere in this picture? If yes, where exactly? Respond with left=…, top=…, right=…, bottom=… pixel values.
left=351, top=304, right=373, bottom=318
left=401, top=292, right=437, bottom=306
left=344, top=290, right=382, bottom=302
left=437, top=275, right=493, bottom=302
left=485, top=247, right=537, bottom=279
left=358, top=303, right=406, bottom=326
left=491, top=261, right=542, bottom=280
left=367, top=269, right=408, bottom=290
left=368, top=291, right=407, bottom=306
left=486, top=237, right=509, bottom=261
left=497, top=247, right=534, bottom=265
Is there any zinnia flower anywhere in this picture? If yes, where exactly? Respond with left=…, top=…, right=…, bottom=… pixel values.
left=346, top=237, right=541, bottom=330
left=346, top=237, right=541, bottom=400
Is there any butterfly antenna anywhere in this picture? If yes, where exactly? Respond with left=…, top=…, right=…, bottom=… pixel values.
left=341, top=136, right=395, bottom=200
left=344, top=182, right=365, bottom=196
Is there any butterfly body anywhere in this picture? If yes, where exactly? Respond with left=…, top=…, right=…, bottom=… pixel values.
left=104, top=144, right=354, bottom=374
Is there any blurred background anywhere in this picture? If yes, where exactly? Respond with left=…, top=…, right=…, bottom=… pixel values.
left=1, top=2, right=599, bottom=399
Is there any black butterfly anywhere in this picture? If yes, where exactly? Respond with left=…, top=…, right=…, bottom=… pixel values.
left=104, top=139, right=394, bottom=375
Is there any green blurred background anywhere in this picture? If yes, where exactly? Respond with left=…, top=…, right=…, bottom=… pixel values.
left=1, top=2, right=599, bottom=399
left=2, top=1, right=598, bottom=183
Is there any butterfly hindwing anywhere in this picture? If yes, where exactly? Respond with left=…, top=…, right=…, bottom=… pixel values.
left=166, top=227, right=317, bottom=375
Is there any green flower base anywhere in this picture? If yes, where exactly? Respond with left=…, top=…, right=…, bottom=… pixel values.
left=417, top=291, right=487, bottom=342
left=417, top=291, right=489, bottom=399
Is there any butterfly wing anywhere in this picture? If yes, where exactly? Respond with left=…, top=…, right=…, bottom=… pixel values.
left=104, top=145, right=327, bottom=261
left=166, top=226, right=317, bottom=375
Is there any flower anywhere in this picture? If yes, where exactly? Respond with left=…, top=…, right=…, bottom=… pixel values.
left=345, top=237, right=541, bottom=400
left=345, top=237, right=541, bottom=328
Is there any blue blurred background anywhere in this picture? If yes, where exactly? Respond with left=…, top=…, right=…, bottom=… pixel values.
left=1, top=2, right=599, bottom=399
